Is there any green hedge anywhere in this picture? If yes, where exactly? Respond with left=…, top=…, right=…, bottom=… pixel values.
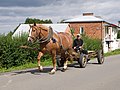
left=82, top=35, right=102, bottom=51
left=0, top=33, right=39, bottom=69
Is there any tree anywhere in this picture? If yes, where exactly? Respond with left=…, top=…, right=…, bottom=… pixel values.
left=24, top=18, right=53, bottom=24
left=59, top=19, right=66, bottom=23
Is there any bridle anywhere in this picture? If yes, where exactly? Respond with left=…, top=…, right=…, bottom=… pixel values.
left=28, top=26, right=53, bottom=44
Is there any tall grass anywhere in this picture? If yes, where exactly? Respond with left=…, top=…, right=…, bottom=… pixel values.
left=82, top=35, right=102, bottom=51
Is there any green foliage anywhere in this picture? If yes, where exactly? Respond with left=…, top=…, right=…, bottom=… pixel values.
left=82, top=35, right=102, bottom=51
left=0, top=33, right=37, bottom=69
left=59, top=19, right=65, bottom=23
left=70, top=28, right=75, bottom=39
left=70, top=28, right=74, bottom=34
left=104, top=49, right=120, bottom=57
left=0, top=32, right=52, bottom=70
left=0, top=60, right=52, bottom=73
left=117, top=30, right=120, bottom=39
left=25, top=18, right=53, bottom=24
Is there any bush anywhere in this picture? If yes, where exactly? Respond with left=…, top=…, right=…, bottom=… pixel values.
left=0, top=33, right=39, bottom=69
left=82, top=35, right=102, bottom=51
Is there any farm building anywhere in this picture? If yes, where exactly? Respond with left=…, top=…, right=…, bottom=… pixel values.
left=64, top=13, right=120, bottom=53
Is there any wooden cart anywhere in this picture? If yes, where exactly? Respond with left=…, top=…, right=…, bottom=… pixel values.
left=57, top=48, right=104, bottom=68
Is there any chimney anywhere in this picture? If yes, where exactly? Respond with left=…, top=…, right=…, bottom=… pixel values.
left=83, top=13, right=94, bottom=16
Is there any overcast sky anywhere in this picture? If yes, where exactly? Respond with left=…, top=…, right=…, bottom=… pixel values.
left=0, top=0, right=120, bottom=34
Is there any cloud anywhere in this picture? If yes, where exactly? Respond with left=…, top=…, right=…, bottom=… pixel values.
left=0, top=0, right=56, bottom=7
left=0, top=0, right=120, bottom=33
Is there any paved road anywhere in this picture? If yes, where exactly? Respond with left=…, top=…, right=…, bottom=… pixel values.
left=0, top=55, right=120, bottom=90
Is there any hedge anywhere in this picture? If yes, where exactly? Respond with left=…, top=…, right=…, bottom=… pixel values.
left=0, top=33, right=40, bottom=69
left=82, top=35, right=102, bottom=51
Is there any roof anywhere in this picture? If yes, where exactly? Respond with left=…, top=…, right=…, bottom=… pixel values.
left=42, top=24, right=69, bottom=33
left=64, top=15, right=104, bottom=23
left=63, top=14, right=120, bottom=28
left=12, top=23, right=69, bottom=37
left=12, top=24, right=30, bottom=37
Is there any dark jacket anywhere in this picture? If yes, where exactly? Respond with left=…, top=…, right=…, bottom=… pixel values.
left=73, top=39, right=83, bottom=48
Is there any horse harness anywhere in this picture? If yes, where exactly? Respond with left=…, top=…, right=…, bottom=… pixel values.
left=29, top=25, right=68, bottom=52
left=38, top=26, right=54, bottom=44
left=38, top=26, right=66, bottom=50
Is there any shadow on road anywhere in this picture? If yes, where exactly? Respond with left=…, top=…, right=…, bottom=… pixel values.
left=87, top=62, right=102, bottom=65
left=11, top=67, right=53, bottom=76
left=10, top=61, right=101, bottom=76
left=67, top=63, right=80, bottom=68
left=67, top=61, right=100, bottom=68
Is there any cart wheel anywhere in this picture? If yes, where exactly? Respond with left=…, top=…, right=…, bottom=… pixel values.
left=56, top=58, right=64, bottom=67
left=78, top=53, right=87, bottom=68
left=97, top=50, right=104, bottom=64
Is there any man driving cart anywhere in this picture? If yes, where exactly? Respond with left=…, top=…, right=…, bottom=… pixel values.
left=73, top=34, right=89, bottom=61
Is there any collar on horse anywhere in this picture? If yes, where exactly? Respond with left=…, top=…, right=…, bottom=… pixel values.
left=38, top=26, right=53, bottom=44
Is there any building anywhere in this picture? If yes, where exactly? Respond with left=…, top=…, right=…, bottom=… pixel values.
left=64, top=13, right=120, bottom=53
left=12, top=23, right=71, bottom=37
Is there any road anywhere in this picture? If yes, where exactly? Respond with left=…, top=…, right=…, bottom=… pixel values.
left=0, top=55, right=120, bottom=90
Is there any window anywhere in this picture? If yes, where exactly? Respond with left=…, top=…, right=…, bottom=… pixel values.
left=80, top=27, right=84, bottom=34
left=105, top=26, right=109, bottom=36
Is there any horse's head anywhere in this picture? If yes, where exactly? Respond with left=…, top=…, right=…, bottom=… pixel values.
left=28, top=24, right=52, bottom=43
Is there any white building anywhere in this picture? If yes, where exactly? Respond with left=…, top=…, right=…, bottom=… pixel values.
left=104, top=24, right=120, bottom=53
left=12, top=23, right=71, bottom=37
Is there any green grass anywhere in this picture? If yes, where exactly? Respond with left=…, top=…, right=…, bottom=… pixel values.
left=104, top=49, right=120, bottom=57
left=0, top=63, right=36, bottom=73
left=0, top=59, right=52, bottom=73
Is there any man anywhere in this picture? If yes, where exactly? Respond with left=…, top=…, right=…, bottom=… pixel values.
left=73, top=34, right=83, bottom=52
left=73, top=34, right=89, bottom=57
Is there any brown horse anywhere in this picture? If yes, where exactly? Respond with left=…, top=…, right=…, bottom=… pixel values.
left=28, top=24, right=73, bottom=74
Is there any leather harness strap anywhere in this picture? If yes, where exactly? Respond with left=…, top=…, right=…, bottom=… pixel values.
left=39, top=26, right=53, bottom=43
left=57, top=33, right=66, bottom=50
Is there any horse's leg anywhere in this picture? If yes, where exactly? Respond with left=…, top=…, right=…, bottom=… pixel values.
left=63, top=50, right=72, bottom=71
left=63, top=57, right=68, bottom=71
left=50, top=50, right=56, bottom=74
left=37, top=52, right=43, bottom=71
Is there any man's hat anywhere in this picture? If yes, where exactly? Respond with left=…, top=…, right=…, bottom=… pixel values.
left=77, top=34, right=81, bottom=37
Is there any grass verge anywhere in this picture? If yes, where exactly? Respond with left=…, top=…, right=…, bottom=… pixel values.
left=0, top=59, right=52, bottom=73
left=104, top=49, right=120, bottom=57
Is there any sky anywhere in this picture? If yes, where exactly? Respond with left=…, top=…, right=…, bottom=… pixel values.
left=0, top=0, right=120, bottom=34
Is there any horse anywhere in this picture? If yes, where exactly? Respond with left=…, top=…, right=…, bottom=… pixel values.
left=28, top=23, right=73, bottom=74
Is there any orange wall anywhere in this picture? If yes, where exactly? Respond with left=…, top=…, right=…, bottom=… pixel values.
left=69, top=22, right=103, bottom=39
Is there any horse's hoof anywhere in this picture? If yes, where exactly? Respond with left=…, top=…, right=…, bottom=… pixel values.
left=49, top=69, right=56, bottom=75
left=61, top=68, right=66, bottom=72
left=49, top=72, right=55, bottom=75
left=38, top=66, right=43, bottom=72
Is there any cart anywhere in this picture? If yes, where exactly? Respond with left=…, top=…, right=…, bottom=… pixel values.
left=56, top=47, right=104, bottom=68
